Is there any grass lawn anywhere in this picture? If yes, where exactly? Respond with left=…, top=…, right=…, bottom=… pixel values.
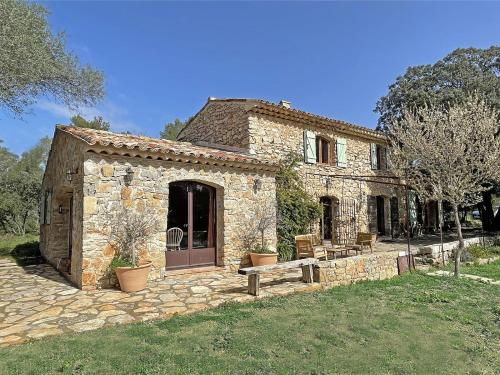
left=0, top=272, right=498, bottom=375
left=458, top=260, right=500, bottom=280
left=0, top=233, right=40, bottom=262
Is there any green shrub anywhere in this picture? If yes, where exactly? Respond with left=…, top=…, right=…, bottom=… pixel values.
left=109, top=256, right=134, bottom=270
left=249, top=245, right=275, bottom=255
left=465, top=244, right=500, bottom=259
left=276, top=154, right=322, bottom=261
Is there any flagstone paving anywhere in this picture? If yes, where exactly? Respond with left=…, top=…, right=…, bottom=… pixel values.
left=0, top=258, right=320, bottom=347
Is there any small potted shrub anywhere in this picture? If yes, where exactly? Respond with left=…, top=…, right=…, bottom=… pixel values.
left=249, top=245, right=278, bottom=266
left=106, top=206, right=159, bottom=292
left=240, top=199, right=278, bottom=266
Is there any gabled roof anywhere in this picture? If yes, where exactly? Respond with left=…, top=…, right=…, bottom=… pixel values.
left=187, top=98, right=386, bottom=142
left=57, top=125, right=278, bottom=171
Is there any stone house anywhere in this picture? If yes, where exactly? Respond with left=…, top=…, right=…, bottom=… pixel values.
left=41, top=98, right=436, bottom=290
left=178, top=98, right=419, bottom=242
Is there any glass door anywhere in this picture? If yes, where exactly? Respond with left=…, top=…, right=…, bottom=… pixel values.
left=166, top=181, right=216, bottom=269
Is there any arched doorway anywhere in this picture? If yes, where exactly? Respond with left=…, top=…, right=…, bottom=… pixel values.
left=166, top=181, right=216, bottom=269
left=320, top=197, right=333, bottom=241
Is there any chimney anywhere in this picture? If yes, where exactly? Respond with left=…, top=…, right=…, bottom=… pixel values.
left=279, top=100, right=291, bottom=109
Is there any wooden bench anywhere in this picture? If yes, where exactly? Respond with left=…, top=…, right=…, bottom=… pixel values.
left=238, top=258, right=318, bottom=296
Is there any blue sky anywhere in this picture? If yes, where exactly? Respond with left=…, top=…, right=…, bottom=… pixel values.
left=1, top=1, right=499, bottom=155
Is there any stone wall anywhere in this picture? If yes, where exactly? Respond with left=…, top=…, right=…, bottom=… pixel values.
left=40, top=130, right=85, bottom=287
left=179, top=101, right=404, bottom=238
left=177, top=101, right=251, bottom=149
left=417, top=236, right=498, bottom=264
left=313, top=252, right=399, bottom=286
left=248, top=113, right=403, bottom=236
left=81, top=153, right=277, bottom=289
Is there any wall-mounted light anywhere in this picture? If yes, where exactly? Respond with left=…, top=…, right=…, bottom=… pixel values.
left=66, top=168, right=77, bottom=182
left=253, top=179, right=262, bottom=193
left=124, top=166, right=134, bottom=186
left=58, top=205, right=63, bottom=214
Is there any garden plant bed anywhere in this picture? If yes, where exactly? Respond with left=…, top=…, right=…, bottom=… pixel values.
left=0, top=272, right=498, bottom=374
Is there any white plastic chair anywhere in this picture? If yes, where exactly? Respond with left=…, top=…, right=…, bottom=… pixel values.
left=165, top=227, right=183, bottom=251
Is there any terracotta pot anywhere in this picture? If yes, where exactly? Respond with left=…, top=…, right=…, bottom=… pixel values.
left=250, top=253, right=278, bottom=266
left=115, top=262, right=151, bottom=292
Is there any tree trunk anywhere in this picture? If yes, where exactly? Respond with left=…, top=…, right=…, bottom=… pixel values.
left=452, top=204, right=464, bottom=277
left=480, top=190, right=495, bottom=231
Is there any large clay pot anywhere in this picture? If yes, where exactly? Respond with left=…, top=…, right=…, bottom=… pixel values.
left=250, top=253, right=278, bottom=267
left=115, top=262, right=151, bottom=292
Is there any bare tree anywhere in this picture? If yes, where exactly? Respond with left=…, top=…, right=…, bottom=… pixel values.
left=387, top=95, right=500, bottom=276
left=239, top=199, right=276, bottom=251
left=105, top=205, right=159, bottom=266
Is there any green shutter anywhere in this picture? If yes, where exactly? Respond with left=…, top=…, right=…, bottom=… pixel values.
left=39, top=194, right=45, bottom=225
left=45, top=192, right=52, bottom=225
left=370, top=143, right=378, bottom=170
left=408, top=190, right=417, bottom=225
left=336, top=138, right=347, bottom=167
left=303, top=130, right=317, bottom=164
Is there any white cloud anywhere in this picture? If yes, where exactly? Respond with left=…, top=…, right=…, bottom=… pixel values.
left=36, top=100, right=142, bottom=133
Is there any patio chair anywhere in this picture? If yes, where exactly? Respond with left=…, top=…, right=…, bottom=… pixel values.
left=295, top=234, right=328, bottom=260
left=345, top=232, right=377, bottom=255
left=165, top=227, right=183, bottom=251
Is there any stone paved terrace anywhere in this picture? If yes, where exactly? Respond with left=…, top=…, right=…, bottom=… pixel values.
left=0, top=259, right=321, bottom=348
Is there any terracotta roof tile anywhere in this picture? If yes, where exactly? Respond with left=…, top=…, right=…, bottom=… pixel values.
left=58, top=125, right=277, bottom=169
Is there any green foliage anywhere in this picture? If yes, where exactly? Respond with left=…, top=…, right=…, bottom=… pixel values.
left=160, top=118, right=186, bottom=140
left=0, top=138, right=50, bottom=234
left=376, top=46, right=500, bottom=131
left=0, top=233, right=38, bottom=257
left=249, top=245, right=275, bottom=254
left=109, top=256, right=134, bottom=270
left=70, top=115, right=110, bottom=131
left=276, top=154, right=322, bottom=261
left=466, top=244, right=500, bottom=259
left=0, top=0, right=104, bottom=116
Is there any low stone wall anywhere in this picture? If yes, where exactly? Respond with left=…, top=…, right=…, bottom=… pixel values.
left=313, top=252, right=399, bottom=286
left=417, top=236, right=497, bottom=264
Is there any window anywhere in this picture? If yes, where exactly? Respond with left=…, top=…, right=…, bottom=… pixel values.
left=370, top=143, right=386, bottom=170
left=315, top=136, right=331, bottom=164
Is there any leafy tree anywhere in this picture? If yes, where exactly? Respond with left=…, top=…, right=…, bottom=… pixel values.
left=0, top=0, right=104, bottom=116
left=276, top=154, right=322, bottom=261
left=160, top=119, right=186, bottom=140
left=70, top=115, right=110, bottom=131
left=387, top=96, right=500, bottom=277
left=376, top=46, right=500, bottom=230
left=0, top=138, right=51, bottom=234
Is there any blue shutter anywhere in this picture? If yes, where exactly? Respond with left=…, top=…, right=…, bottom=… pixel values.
left=304, top=130, right=317, bottom=164
left=336, top=138, right=347, bottom=167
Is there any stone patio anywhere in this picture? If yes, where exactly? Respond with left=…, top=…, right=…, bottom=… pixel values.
left=0, top=258, right=321, bottom=347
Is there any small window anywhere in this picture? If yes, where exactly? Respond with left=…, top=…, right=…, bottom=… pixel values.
left=371, top=143, right=386, bottom=170
left=315, top=136, right=331, bottom=164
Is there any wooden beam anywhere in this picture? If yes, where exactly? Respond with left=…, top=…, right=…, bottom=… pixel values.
left=248, top=274, right=260, bottom=296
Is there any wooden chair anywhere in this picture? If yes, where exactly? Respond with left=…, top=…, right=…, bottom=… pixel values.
left=346, top=232, right=377, bottom=255
left=295, top=234, right=328, bottom=260
left=165, top=227, right=183, bottom=251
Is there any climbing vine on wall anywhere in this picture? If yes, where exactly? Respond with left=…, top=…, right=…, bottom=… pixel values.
left=276, top=153, right=322, bottom=261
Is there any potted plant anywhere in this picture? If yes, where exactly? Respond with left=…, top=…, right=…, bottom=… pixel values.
left=106, top=205, right=159, bottom=292
left=242, top=199, right=278, bottom=266
left=249, top=245, right=278, bottom=266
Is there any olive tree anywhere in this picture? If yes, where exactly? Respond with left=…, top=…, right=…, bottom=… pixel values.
left=387, top=96, right=500, bottom=276
left=0, top=0, right=104, bottom=116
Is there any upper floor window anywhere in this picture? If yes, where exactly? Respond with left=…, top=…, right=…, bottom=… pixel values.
left=316, top=136, right=331, bottom=164
left=370, top=143, right=387, bottom=170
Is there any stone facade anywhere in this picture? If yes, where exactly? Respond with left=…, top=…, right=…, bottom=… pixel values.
left=82, top=154, right=276, bottom=289
left=313, top=252, right=399, bottom=285
left=180, top=99, right=406, bottom=239
left=41, top=126, right=277, bottom=290
left=40, top=131, right=85, bottom=287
